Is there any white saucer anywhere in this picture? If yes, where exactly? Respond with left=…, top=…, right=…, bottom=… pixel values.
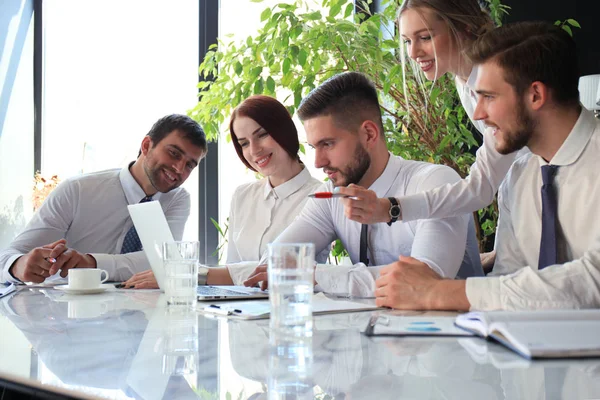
left=55, top=284, right=113, bottom=295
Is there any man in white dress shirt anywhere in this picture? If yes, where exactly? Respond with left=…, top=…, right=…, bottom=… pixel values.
left=375, top=21, right=600, bottom=311
left=244, top=71, right=483, bottom=296
left=0, top=114, right=207, bottom=284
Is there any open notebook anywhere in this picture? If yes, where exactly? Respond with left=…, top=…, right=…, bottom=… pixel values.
left=455, top=310, right=600, bottom=359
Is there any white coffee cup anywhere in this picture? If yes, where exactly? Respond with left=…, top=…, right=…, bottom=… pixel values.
left=68, top=299, right=109, bottom=319
left=68, top=268, right=109, bottom=289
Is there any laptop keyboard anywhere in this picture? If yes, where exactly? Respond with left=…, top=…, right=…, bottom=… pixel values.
left=197, top=286, right=252, bottom=296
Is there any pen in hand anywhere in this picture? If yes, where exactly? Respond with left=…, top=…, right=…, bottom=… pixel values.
left=308, top=192, right=352, bottom=199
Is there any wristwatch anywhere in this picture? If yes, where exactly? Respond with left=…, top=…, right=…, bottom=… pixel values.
left=197, top=265, right=209, bottom=286
left=387, top=197, right=401, bottom=226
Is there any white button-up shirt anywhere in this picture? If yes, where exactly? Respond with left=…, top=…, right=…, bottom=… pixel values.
left=226, top=167, right=323, bottom=285
left=399, top=67, right=525, bottom=221
left=262, top=154, right=482, bottom=296
left=0, top=166, right=190, bottom=283
left=466, top=109, right=600, bottom=310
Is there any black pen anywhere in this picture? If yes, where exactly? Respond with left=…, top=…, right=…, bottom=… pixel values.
left=207, top=304, right=242, bottom=315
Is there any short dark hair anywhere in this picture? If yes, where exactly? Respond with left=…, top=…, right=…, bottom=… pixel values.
left=230, top=95, right=300, bottom=172
left=297, top=72, right=384, bottom=134
left=466, top=21, right=580, bottom=107
left=141, top=114, right=207, bottom=156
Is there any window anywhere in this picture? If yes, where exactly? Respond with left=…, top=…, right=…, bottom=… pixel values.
left=42, top=0, right=200, bottom=240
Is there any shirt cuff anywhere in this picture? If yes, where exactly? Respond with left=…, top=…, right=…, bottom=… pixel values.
left=315, top=264, right=351, bottom=295
left=465, top=276, right=503, bottom=311
left=2, top=254, right=24, bottom=284
left=90, top=253, right=117, bottom=279
left=398, top=192, right=429, bottom=222
left=227, top=261, right=259, bottom=286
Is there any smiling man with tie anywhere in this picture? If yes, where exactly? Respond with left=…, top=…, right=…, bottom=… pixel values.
left=244, top=71, right=483, bottom=295
left=373, top=21, right=600, bottom=311
left=0, top=114, right=207, bottom=285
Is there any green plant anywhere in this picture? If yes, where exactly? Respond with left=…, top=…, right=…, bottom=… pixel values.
left=554, top=18, right=581, bottom=37
left=211, top=217, right=229, bottom=262
left=189, top=0, right=577, bottom=251
left=329, top=238, right=350, bottom=264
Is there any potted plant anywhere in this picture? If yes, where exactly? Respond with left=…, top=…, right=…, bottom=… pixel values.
left=189, top=0, right=578, bottom=252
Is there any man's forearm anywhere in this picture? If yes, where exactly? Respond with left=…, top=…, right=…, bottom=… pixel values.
left=430, top=279, right=470, bottom=311
left=206, top=267, right=234, bottom=285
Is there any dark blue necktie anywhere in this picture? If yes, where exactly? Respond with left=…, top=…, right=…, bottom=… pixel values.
left=121, top=196, right=153, bottom=254
left=360, top=224, right=369, bottom=266
left=538, top=165, right=559, bottom=269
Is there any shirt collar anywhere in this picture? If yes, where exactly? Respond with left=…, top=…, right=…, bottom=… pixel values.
left=540, top=108, right=597, bottom=167
left=454, top=66, right=478, bottom=93
left=120, top=162, right=163, bottom=204
left=263, top=167, right=313, bottom=200
left=368, top=153, right=402, bottom=197
left=466, top=65, right=478, bottom=91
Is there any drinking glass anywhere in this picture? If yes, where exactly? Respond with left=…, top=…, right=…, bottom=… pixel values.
left=267, top=242, right=315, bottom=336
left=162, top=241, right=199, bottom=310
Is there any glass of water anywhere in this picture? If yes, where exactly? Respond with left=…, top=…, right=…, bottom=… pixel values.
left=162, top=241, right=199, bottom=310
left=267, top=329, right=313, bottom=400
left=267, top=242, right=315, bottom=337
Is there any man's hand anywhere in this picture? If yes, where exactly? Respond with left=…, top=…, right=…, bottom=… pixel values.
left=123, top=270, right=158, bottom=289
left=49, top=248, right=97, bottom=277
left=243, top=264, right=318, bottom=291
left=243, top=264, right=268, bottom=290
left=9, top=239, right=68, bottom=283
left=375, top=256, right=443, bottom=310
left=375, top=256, right=470, bottom=311
left=9, top=239, right=98, bottom=283
left=480, top=250, right=496, bottom=274
left=337, top=184, right=392, bottom=224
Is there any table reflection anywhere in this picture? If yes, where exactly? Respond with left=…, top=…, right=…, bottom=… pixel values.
left=1, top=290, right=600, bottom=400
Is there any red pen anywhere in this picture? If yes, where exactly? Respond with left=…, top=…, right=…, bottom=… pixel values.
left=308, top=192, right=350, bottom=199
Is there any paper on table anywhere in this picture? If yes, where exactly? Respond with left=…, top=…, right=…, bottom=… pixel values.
left=364, top=314, right=474, bottom=336
left=199, top=292, right=380, bottom=319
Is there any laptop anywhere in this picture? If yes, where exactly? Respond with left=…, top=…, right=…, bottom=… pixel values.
left=127, top=201, right=269, bottom=301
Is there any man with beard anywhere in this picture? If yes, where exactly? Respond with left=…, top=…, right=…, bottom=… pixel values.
left=0, top=114, right=207, bottom=284
left=244, top=71, right=483, bottom=295
left=372, top=21, right=600, bottom=311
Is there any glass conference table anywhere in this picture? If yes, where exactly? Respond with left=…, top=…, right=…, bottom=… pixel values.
left=1, top=286, right=600, bottom=400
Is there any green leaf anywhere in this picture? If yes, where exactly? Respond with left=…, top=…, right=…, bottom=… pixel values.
left=266, top=76, right=275, bottom=93
left=329, top=2, right=342, bottom=18
left=282, top=58, right=291, bottom=75
left=561, top=25, right=573, bottom=36
left=234, top=61, right=243, bottom=75
left=294, top=90, right=302, bottom=108
left=298, top=49, right=308, bottom=67
left=253, top=78, right=264, bottom=94
left=260, top=7, right=272, bottom=22
left=299, top=143, right=305, bottom=155
left=303, top=11, right=322, bottom=20
left=210, top=218, right=224, bottom=237
left=567, top=18, right=581, bottom=28
left=344, top=3, right=354, bottom=19
left=251, top=66, right=263, bottom=78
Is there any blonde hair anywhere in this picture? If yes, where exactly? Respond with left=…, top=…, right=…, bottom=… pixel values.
left=397, top=0, right=495, bottom=111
